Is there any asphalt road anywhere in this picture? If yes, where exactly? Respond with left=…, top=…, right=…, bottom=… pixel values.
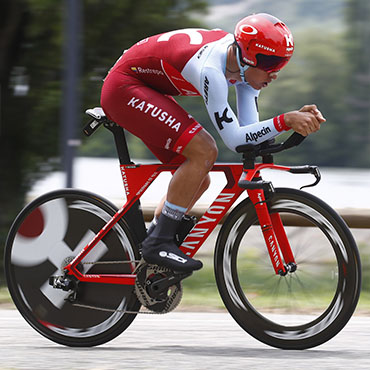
left=1, top=309, right=370, bottom=370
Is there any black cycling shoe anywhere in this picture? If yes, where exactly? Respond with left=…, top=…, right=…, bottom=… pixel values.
left=147, top=214, right=197, bottom=246
left=146, top=221, right=157, bottom=237
left=141, top=236, right=203, bottom=272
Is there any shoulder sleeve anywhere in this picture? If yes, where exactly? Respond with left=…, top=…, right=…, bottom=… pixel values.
left=201, top=67, right=285, bottom=152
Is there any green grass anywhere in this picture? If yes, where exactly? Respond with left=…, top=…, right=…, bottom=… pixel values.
left=0, top=287, right=12, bottom=306
left=179, top=256, right=225, bottom=310
left=2, top=257, right=370, bottom=313
left=357, top=291, right=370, bottom=314
left=180, top=254, right=370, bottom=314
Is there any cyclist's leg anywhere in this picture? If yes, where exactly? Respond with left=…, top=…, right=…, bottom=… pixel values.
left=166, top=129, right=217, bottom=209
left=146, top=132, right=215, bottom=264
left=148, top=128, right=216, bottom=225
left=142, top=128, right=217, bottom=271
left=148, top=174, right=209, bottom=242
left=188, top=173, right=211, bottom=210
left=101, top=72, right=203, bottom=159
left=101, top=73, right=213, bottom=271
left=140, top=122, right=217, bottom=271
left=152, top=174, right=210, bottom=220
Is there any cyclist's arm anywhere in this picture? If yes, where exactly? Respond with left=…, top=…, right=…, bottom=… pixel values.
left=201, top=67, right=288, bottom=151
left=235, top=82, right=260, bottom=126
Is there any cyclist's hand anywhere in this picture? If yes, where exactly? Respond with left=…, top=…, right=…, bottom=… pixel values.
left=284, top=106, right=325, bottom=136
left=299, top=104, right=326, bottom=123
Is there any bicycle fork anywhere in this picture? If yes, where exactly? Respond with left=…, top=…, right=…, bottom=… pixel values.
left=238, top=166, right=297, bottom=276
left=237, top=154, right=320, bottom=276
left=247, top=188, right=297, bottom=276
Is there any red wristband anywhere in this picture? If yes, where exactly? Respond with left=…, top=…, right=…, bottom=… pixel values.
left=273, top=114, right=290, bottom=132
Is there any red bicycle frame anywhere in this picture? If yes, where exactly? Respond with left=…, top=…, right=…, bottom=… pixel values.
left=64, top=162, right=296, bottom=284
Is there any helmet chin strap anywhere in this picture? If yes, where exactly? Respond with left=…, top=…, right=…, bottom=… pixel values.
left=235, top=47, right=249, bottom=82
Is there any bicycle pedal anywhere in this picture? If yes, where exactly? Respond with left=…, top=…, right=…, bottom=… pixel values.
left=172, top=270, right=193, bottom=280
left=150, top=271, right=192, bottom=294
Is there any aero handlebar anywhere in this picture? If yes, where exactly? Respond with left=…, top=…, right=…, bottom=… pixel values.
left=236, top=132, right=306, bottom=156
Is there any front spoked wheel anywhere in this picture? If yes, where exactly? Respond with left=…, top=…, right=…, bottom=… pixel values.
left=215, top=188, right=361, bottom=349
left=5, top=189, right=141, bottom=347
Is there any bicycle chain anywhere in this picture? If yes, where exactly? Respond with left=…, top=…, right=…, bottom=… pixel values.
left=70, top=259, right=182, bottom=315
left=81, top=260, right=141, bottom=265
left=71, top=302, right=164, bottom=315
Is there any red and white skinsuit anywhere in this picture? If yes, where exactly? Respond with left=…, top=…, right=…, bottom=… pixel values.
left=101, top=28, right=287, bottom=163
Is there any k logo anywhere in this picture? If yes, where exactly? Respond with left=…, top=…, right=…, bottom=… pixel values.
left=214, top=108, right=233, bottom=130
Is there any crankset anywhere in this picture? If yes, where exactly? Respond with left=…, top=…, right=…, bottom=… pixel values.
left=134, top=261, right=192, bottom=313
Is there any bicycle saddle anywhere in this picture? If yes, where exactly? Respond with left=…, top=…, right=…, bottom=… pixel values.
left=85, top=107, right=106, bottom=120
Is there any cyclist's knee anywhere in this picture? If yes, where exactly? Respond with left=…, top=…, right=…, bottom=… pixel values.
left=200, top=143, right=218, bottom=170
left=183, top=130, right=218, bottom=168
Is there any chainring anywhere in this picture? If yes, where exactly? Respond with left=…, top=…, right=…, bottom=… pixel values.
left=135, top=262, right=182, bottom=313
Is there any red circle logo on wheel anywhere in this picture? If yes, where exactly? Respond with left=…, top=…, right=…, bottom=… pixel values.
left=18, top=207, right=45, bottom=238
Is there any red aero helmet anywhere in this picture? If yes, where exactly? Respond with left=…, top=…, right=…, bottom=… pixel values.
left=234, top=13, right=294, bottom=73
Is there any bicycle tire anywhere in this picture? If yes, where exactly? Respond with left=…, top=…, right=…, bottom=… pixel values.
left=5, top=189, right=141, bottom=347
left=214, top=188, right=361, bottom=350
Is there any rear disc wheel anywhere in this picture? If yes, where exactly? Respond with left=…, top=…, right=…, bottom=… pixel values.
left=5, top=189, right=141, bottom=347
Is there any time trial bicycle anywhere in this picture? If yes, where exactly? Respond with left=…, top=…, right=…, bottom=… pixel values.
left=4, top=107, right=361, bottom=350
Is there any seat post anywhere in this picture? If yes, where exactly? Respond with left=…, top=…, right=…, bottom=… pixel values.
left=104, top=123, right=132, bottom=165
left=104, top=122, right=148, bottom=244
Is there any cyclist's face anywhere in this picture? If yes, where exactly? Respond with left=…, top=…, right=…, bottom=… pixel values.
left=245, top=67, right=278, bottom=90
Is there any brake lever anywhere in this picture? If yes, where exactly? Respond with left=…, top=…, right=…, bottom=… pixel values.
left=288, top=165, right=321, bottom=189
left=301, top=167, right=321, bottom=190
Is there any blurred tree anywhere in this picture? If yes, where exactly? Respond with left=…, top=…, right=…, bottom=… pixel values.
left=344, top=0, right=370, bottom=166
left=0, top=0, right=207, bottom=279
left=0, top=0, right=32, bottom=280
left=80, top=0, right=208, bottom=159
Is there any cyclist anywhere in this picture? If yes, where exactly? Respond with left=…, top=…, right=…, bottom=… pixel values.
left=100, top=13, right=326, bottom=272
